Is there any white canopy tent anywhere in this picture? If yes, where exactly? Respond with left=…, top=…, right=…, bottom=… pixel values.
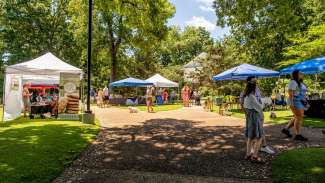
left=145, top=74, right=179, bottom=87
left=3, top=52, right=83, bottom=121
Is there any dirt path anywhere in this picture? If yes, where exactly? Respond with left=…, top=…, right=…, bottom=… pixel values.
left=54, top=106, right=325, bottom=183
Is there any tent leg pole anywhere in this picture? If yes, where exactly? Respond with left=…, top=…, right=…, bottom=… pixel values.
left=2, top=73, right=6, bottom=122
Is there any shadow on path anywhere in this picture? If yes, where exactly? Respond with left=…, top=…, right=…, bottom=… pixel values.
left=55, top=117, right=325, bottom=183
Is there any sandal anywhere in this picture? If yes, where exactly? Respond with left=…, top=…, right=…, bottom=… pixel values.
left=250, top=156, right=265, bottom=164
left=244, top=154, right=252, bottom=160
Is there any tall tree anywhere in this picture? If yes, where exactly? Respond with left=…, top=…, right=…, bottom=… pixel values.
left=0, top=0, right=79, bottom=66
left=278, top=23, right=325, bottom=68
left=69, top=0, right=175, bottom=84
left=159, top=26, right=214, bottom=66
left=213, top=0, right=311, bottom=67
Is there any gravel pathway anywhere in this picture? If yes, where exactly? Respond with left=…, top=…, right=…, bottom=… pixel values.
left=54, top=106, right=325, bottom=183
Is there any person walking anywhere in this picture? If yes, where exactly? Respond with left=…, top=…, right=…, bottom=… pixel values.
left=103, top=86, right=109, bottom=107
left=281, top=70, right=309, bottom=141
left=240, top=76, right=275, bottom=154
left=146, top=86, right=154, bottom=113
left=90, top=88, right=96, bottom=104
left=97, top=89, right=104, bottom=108
left=170, top=90, right=176, bottom=104
left=22, top=83, right=32, bottom=117
left=243, top=81, right=265, bottom=163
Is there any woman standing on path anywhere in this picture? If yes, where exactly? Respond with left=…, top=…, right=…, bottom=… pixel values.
left=181, top=85, right=190, bottom=107
left=243, top=81, right=265, bottom=163
left=146, top=86, right=154, bottom=113
left=162, top=89, right=169, bottom=104
left=97, top=89, right=104, bottom=108
left=281, top=70, right=309, bottom=141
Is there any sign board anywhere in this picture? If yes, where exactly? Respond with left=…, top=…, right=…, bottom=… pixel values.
left=58, top=73, right=80, bottom=115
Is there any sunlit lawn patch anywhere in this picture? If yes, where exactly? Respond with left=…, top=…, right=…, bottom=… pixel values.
left=0, top=117, right=99, bottom=183
left=272, top=148, right=325, bottom=183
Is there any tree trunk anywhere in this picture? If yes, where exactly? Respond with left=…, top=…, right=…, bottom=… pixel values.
left=110, top=51, right=117, bottom=83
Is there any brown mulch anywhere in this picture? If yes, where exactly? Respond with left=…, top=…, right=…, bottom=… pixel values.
left=54, top=107, right=325, bottom=183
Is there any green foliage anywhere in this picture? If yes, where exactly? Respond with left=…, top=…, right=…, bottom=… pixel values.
left=159, top=26, right=214, bottom=66
left=278, top=24, right=325, bottom=68
left=213, top=0, right=317, bottom=67
left=69, top=0, right=175, bottom=83
left=0, top=119, right=99, bottom=183
left=0, top=0, right=80, bottom=66
left=272, top=148, right=325, bottom=183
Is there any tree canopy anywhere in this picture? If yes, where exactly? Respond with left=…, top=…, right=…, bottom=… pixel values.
left=0, top=0, right=324, bottom=96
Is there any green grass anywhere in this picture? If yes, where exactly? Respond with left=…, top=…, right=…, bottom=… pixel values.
left=0, top=118, right=99, bottom=183
left=272, top=148, right=325, bottom=183
left=228, top=109, right=325, bottom=128
left=116, top=104, right=183, bottom=112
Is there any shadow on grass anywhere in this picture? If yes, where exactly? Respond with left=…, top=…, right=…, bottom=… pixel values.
left=0, top=121, right=99, bottom=183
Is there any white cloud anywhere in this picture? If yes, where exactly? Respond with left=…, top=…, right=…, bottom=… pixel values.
left=199, top=5, right=214, bottom=12
left=196, top=0, right=214, bottom=6
left=196, top=0, right=214, bottom=12
left=185, top=16, right=216, bottom=32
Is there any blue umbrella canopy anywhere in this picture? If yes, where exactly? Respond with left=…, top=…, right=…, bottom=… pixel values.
left=280, top=56, right=325, bottom=75
left=213, top=63, right=280, bottom=81
left=110, top=77, right=153, bottom=87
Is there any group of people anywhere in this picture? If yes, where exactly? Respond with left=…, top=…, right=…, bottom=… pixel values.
left=90, top=87, right=110, bottom=107
left=146, top=86, right=177, bottom=113
left=241, top=70, right=309, bottom=163
left=23, top=83, right=59, bottom=118
left=181, top=85, right=201, bottom=107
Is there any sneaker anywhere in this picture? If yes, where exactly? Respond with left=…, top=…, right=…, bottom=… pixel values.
left=294, top=135, right=308, bottom=141
left=260, top=146, right=275, bottom=154
left=281, top=129, right=293, bottom=138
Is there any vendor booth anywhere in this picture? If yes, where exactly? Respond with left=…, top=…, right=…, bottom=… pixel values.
left=212, top=64, right=280, bottom=113
left=280, top=56, right=325, bottom=118
left=109, top=77, right=153, bottom=105
left=3, top=52, right=83, bottom=121
left=146, top=74, right=179, bottom=104
left=145, top=74, right=179, bottom=88
left=213, top=63, right=280, bottom=81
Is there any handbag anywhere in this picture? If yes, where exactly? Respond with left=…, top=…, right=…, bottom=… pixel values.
left=301, top=99, right=310, bottom=110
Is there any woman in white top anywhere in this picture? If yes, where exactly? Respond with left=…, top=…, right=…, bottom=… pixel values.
left=243, top=81, right=264, bottom=163
left=281, top=70, right=308, bottom=141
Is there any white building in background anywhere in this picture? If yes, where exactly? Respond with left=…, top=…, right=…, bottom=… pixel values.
left=183, top=52, right=207, bottom=83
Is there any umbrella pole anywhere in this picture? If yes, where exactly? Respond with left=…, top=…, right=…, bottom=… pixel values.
left=315, top=74, right=318, bottom=92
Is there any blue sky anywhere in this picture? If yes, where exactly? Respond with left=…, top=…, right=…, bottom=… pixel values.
left=168, top=0, right=230, bottom=40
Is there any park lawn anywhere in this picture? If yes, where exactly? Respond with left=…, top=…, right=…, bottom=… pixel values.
left=0, top=118, right=99, bottom=183
left=229, top=109, right=325, bottom=128
left=272, top=148, right=325, bottom=183
left=137, top=104, right=183, bottom=112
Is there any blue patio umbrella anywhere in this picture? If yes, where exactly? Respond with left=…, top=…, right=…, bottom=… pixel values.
left=280, top=56, right=325, bottom=75
left=213, top=63, right=280, bottom=81
left=110, top=77, right=154, bottom=87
